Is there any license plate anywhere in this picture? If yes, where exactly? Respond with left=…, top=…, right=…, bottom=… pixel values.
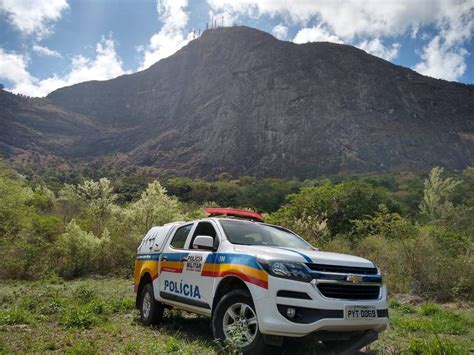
left=345, top=305, right=377, bottom=319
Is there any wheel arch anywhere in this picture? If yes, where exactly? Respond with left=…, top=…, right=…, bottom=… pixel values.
left=212, top=275, right=252, bottom=311
left=136, top=272, right=153, bottom=308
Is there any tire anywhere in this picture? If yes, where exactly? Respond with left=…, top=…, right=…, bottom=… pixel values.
left=212, top=289, right=267, bottom=354
left=139, top=283, right=164, bottom=325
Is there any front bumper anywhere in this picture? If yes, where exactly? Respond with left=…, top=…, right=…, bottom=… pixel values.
left=253, top=276, right=389, bottom=337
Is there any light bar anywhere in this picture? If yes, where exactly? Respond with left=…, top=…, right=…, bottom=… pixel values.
left=204, top=208, right=264, bottom=222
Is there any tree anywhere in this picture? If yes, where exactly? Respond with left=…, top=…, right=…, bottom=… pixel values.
left=419, top=167, right=461, bottom=222
left=268, top=181, right=398, bottom=236
left=55, top=184, right=83, bottom=224
left=75, top=178, right=117, bottom=235
left=218, top=172, right=232, bottom=182
left=0, top=162, right=33, bottom=239
left=164, top=177, right=193, bottom=201
left=291, top=212, right=329, bottom=246
left=129, top=181, right=184, bottom=234
left=352, top=204, right=416, bottom=240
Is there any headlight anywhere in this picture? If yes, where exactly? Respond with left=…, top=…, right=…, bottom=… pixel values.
left=258, top=259, right=312, bottom=282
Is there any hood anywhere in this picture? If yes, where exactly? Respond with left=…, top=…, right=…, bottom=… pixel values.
left=233, top=245, right=375, bottom=268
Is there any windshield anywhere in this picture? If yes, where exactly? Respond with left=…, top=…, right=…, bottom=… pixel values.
left=220, top=220, right=313, bottom=250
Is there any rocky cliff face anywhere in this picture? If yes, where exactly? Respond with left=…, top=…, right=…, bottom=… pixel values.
left=2, top=26, right=474, bottom=178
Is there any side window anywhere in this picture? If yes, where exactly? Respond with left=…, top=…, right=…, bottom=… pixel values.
left=170, top=224, right=193, bottom=249
left=189, top=222, right=218, bottom=249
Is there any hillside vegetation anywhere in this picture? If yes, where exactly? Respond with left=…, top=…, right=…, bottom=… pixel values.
left=1, top=161, right=472, bottom=303
left=1, top=161, right=473, bottom=352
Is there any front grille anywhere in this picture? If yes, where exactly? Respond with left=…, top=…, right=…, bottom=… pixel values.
left=317, top=283, right=380, bottom=300
left=306, top=263, right=378, bottom=275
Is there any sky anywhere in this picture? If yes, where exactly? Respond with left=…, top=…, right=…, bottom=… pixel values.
left=0, top=0, right=473, bottom=97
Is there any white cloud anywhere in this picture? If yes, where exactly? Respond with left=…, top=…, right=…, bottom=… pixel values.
left=0, top=49, right=35, bottom=90
left=32, top=44, right=62, bottom=57
left=357, top=38, right=401, bottom=61
left=208, top=0, right=473, bottom=81
left=293, top=25, right=343, bottom=44
left=413, top=0, right=473, bottom=81
left=0, top=38, right=127, bottom=97
left=207, top=0, right=441, bottom=39
left=272, top=23, right=288, bottom=40
left=414, top=36, right=468, bottom=81
left=0, top=0, right=68, bottom=38
left=139, top=0, right=194, bottom=70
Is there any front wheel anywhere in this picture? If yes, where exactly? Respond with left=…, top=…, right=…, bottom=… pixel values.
left=139, top=283, right=164, bottom=325
left=212, top=289, right=266, bottom=354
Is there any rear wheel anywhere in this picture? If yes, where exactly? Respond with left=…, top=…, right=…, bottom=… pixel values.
left=139, top=283, right=164, bottom=325
left=212, top=289, right=266, bottom=354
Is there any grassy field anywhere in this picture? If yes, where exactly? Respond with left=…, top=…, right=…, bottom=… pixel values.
left=0, top=277, right=473, bottom=354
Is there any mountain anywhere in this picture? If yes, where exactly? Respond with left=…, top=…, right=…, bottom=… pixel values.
left=0, top=90, right=102, bottom=166
left=2, top=26, right=474, bottom=178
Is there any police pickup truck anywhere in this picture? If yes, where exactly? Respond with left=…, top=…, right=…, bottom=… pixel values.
left=134, top=208, right=388, bottom=353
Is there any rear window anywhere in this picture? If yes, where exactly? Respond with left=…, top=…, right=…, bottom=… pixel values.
left=170, top=224, right=193, bottom=249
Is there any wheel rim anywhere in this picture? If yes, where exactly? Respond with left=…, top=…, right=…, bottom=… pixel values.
left=222, top=302, right=258, bottom=347
left=142, top=291, right=151, bottom=319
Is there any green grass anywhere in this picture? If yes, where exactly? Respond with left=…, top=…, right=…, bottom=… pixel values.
left=0, top=278, right=473, bottom=354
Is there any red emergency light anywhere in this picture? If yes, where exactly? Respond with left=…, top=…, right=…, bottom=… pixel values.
left=204, top=208, right=264, bottom=222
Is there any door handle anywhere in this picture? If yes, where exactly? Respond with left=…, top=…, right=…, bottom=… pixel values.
left=181, top=256, right=189, bottom=262
left=162, top=256, right=168, bottom=261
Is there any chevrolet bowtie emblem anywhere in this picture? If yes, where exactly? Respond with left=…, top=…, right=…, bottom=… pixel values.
left=346, top=275, right=363, bottom=284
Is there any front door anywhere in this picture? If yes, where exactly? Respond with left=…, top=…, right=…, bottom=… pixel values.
left=178, top=221, right=220, bottom=311
left=158, top=222, right=218, bottom=313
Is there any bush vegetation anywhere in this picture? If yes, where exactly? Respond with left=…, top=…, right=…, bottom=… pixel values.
left=0, top=278, right=472, bottom=353
left=0, top=160, right=473, bottom=302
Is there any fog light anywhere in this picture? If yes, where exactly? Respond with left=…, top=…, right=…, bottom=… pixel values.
left=286, top=307, right=296, bottom=318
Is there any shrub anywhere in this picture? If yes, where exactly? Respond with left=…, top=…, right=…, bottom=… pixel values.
left=109, top=298, right=135, bottom=313
left=419, top=303, right=442, bottom=316
left=65, top=340, right=97, bottom=355
left=72, top=285, right=98, bottom=304
left=351, top=204, right=417, bottom=240
left=54, top=220, right=102, bottom=278
left=0, top=307, right=31, bottom=325
left=60, top=305, right=102, bottom=329
left=164, top=337, right=182, bottom=353
left=322, top=236, right=353, bottom=255
left=39, top=300, right=63, bottom=316
left=389, top=299, right=416, bottom=314
left=355, top=236, right=412, bottom=294
left=407, top=337, right=468, bottom=354
left=352, top=227, right=473, bottom=301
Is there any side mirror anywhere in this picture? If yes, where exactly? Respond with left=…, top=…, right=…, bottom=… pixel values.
left=193, top=235, right=215, bottom=251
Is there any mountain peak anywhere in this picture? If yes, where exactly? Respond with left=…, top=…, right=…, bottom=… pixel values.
left=4, top=26, right=473, bottom=178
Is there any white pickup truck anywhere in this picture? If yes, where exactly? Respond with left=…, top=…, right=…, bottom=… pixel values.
left=134, top=208, right=388, bottom=353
